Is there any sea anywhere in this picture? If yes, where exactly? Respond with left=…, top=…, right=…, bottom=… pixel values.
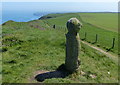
left=1, top=11, right=51, bottom=24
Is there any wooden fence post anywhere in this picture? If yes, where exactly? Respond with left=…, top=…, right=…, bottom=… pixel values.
left=111, top=38, right=115, bottom=49
left=85, top=32, right=87, bottom=40
left=53, top=24, right=55, bottom=29
left=95, top=34, right=98, bottom=43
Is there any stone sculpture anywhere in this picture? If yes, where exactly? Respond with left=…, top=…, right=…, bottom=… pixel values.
left=65, top=18, right=82, bottom=73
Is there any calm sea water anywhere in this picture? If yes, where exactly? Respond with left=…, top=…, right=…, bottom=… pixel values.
left=2, top=11, right=50, bottom=24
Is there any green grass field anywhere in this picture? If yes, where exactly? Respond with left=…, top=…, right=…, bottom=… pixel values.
left=41, top=13, right=118, bottom=54
left=78, top=13, right=118, bottom=32
left=1, top=13, right=118, bottom=83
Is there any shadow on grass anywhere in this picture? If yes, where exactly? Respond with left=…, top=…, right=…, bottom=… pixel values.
left=35, top=64, right=71, bottom=82
left=106, top=47, right=114, bottom=52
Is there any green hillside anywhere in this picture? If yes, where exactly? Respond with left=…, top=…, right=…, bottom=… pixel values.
left=79, top=13, right=118, bottom=32
left=41, top=13, right=118, bottom=54
left=1, top=13, right=118, bottom=83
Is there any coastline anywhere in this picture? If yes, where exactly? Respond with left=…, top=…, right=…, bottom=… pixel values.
left=1, top=12, right=118, bottom=25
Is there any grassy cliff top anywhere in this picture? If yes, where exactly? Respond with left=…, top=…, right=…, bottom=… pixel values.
left=1, top=12, right=118, bottom=83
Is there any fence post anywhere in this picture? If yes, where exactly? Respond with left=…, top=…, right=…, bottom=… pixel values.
left=111, top=38, right=115, bottom=49
left=85, top=32, right=87, bottom=40
left=95, top=34, right=98, bottom=43
left=53, top=24, right=55, bottom=29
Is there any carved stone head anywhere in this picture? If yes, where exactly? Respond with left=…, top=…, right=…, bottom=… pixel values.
left=67, top=18, right=82, bottom=33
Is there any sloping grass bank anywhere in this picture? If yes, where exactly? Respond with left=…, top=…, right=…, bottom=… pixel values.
left=41, top=13, right=118, bottom=54
left=2, top=17, right=118, bottom=83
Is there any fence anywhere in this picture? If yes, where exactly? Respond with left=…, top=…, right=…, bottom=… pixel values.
left=81, top=32, right=116, bottom=51
left=43, top=22, right=117, bottom=52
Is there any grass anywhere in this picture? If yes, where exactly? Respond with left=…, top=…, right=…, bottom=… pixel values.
left=1, top=12, right=118, bottom=83
left=78, top=13, right=118, bottom=32
left=41, top=13, right=118, bottom=54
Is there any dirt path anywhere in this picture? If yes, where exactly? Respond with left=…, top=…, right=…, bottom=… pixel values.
left=81, top=41, right=118, bottom=64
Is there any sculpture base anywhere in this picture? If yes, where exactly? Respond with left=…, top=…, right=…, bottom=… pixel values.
left=65, top=60, right=81, bottom=73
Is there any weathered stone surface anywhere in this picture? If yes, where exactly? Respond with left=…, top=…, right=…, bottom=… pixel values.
left=65, top=18, right=82, bottom=73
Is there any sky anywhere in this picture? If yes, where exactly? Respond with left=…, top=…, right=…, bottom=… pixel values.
left=1, top=2, right=118, bottom=13
left=1, top=0, right=119, bottom=2
left=0, top=0, right=119, bottom=12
